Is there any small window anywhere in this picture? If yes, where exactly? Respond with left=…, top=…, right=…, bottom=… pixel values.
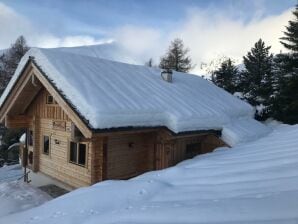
left=28, top=130, right=33, bottom=146
left=46, top=95, right=54, bottom=104
left=43, top=135, right=50, bottom=155
left=185, top=143, right=201, bottom=159
left=69, top=142, right=87, bottom=166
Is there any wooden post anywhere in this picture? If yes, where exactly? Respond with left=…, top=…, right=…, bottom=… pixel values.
left=23, top=128, right=28, bottom=182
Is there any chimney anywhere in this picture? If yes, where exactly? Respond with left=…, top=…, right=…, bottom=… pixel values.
left=161, top=69, right=173, bottom=83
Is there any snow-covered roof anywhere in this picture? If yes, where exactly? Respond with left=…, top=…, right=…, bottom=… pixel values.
left=51, top=42, right=139, bottom=65
left=0, top=48, right=254, bottom=133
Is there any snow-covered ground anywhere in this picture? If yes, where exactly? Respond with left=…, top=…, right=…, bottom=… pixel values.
left=0, top=124, right=298, bottom=223
left=0, top=181, right=51, bottom=217
left=0, top=164, right=23, bottom=183
left=0, top=164, right=51, bottom=217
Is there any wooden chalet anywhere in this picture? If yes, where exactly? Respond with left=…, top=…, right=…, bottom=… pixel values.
left=0, top=48, right=249, bottom=189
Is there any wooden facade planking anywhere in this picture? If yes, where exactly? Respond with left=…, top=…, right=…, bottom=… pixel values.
left=106, top=132, right=156, bottom=179
left=24, top=88, right=92, bottom=188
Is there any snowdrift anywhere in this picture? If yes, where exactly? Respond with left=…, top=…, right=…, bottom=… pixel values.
left=1, top=124, right=298, bottom=223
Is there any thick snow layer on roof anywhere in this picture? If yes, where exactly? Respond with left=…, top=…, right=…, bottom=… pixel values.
left=222, top=118, right=271, bottom=146
left=1, top=124, right=298, bottom=223
left=51, top=42, right=139, bottom=64
left=0, top=48, right=258, bottom=134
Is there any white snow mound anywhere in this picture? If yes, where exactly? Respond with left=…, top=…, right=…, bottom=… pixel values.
left=1, top=124, right=298, bottom=223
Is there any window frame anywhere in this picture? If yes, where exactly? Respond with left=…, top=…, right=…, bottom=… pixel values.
left=46, top=94, right=57, bottom=105
left=69, top=141, right=87, bottom=167
left=28, top=130, right=33, bottom=146
left=42, top=135, right=50, bottom=155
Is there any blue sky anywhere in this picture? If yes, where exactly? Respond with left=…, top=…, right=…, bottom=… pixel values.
left=2, top=0, right=295, bottom=38
left=0, top=0, right=296, bottom=73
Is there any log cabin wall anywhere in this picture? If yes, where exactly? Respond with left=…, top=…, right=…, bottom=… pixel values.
left=25, top=89, right=92, bottom=188
left=155, top=131, right=226, bottom=170
left=105, top=132, right=156, bottom=179
left=102, top=130, right=226, bottom=181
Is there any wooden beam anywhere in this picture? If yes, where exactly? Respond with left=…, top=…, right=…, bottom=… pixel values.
left=5, top=115, right=32, bottom=128
left=0, top=64, right=34, bottom=122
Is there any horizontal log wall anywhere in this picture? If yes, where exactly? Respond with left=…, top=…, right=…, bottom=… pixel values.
left=38, top=118, right=92, bottom=188
left=106, top=132, right=156, bottom=179
left=156, top=133, right=225, bottom=170
left=25, top=89, right=92, bottom=188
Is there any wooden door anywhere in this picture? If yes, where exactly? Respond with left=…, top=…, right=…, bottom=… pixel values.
left=155, top=143, right=174, bottom=170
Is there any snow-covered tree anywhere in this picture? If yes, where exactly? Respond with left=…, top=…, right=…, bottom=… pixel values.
left=241, top=39, right=273, bottom=120
left=211, top=58, right=238, bottom=93
left=0, top=36, right=29, bottom=94
left=271, top=5, right=298, bottom=124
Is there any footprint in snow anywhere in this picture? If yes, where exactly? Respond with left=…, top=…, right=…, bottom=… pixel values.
left=126, top=206, right=133, bottom=210
left=139, top=189, right=147, bottom=195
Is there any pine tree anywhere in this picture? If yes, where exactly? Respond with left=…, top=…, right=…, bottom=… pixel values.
left=271, top=5, right=298, bottom=124
left=159, top=38, right=194, bottom=72
left=211, top=58, right=238, bottom=93
left=0, top=36, right=29, bottom=94
left=280, top=4, right=298, bottom=52
left=241, top=39, right=273, bottom=120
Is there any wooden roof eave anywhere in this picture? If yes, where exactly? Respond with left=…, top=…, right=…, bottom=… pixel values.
left=31, top=62, right=93, bottom=138
left=0, top=60, right=34, bottom=123
left=91, top=125, right=222, bottom=139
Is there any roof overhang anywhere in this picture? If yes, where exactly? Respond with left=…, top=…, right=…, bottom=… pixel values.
left=0, top=59, right=93, bottom=138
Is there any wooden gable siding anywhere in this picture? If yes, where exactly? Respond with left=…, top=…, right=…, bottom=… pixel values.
left=26, top=88, right=92, bottom=188
left=26, top=89, right=70, bottom=121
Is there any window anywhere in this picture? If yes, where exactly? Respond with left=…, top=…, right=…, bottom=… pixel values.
left=185, top=143, right=201, bottom=159
left=69, top=142, right=86, bottom=166
left=78, top=144, right=86, bottom=166
left=69, top=142, right=77, bottom=163
left=43, top=135, right=50, bottom=155
left=46, top=95, right=54, bottom=104
left=28, top=130, right=33, bottom=146
left=28, top=151, right=33, bottom=164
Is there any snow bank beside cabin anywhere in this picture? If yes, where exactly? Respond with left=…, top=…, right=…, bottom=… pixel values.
left=0, top=181, right=51, bottom=217
left=1, top=124, right=298, bottom=224
left=0, top=164, right=22, bottom=183
left=222, top=118, right=271, bottom=146
left=0, top=48, right=258, bottom=135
